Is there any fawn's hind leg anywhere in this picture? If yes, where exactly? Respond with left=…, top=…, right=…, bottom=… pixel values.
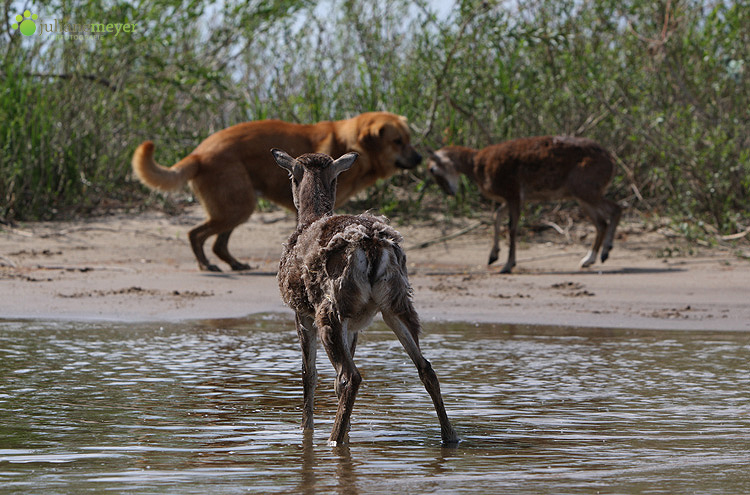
left=316, top=305, right=361, bottom=446
left=381, top=308, right=459, bottom=445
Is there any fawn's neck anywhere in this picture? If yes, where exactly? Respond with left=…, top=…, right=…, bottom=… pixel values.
left=296, top=191, right=334, bottom=228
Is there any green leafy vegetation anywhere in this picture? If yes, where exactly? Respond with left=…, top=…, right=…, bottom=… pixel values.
left=1, top=0, right=748, bottom=240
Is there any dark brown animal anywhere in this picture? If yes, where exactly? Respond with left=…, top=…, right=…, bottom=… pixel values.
left=272, top=149, right=458, bottom=446
left=132, top=112, right=422, bottom=271
left=428, top=136, right=621, bottom=273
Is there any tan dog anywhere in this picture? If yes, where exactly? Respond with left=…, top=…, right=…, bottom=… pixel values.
left=132, top=112, right=422, bottom=271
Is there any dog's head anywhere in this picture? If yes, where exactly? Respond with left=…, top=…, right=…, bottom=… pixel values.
left=426, top=148, right=460, bottom=196
left=355, top=112, right=422, bottom=172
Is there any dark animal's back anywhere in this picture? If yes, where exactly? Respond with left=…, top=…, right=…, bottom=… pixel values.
left=476, top=136, right=614, bottom=201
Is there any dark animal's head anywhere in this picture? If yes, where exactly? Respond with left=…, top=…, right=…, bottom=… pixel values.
left=426, top=148, right=460, bottom=196
left=271, top=149, right=359, bottom=221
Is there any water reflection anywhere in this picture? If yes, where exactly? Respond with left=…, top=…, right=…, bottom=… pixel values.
left=1, top=317, right=750, bottom=493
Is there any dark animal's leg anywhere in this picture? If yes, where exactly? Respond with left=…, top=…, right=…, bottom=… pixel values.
left=579, top=202, right=608, bottom=268
left=213, top=230, right=251, bottom=271
left=488, top=203, right=506, bottom=265
left=500, top=198, right=520, bottom=274
left=600, top=199, right=622, bottom=263
left=296, top=314, right=317, bottom=431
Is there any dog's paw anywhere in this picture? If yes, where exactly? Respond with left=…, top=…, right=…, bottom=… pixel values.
left=231, top=262, right=252, bottom=271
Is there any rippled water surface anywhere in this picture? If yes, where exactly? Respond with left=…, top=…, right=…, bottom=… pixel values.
left=2, top=316, right=750, bottom=494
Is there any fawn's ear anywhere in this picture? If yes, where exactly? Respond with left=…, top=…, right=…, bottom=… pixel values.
left=271, top=148, right=303, bottom=182
left=331, top=152, right=358, bottom=177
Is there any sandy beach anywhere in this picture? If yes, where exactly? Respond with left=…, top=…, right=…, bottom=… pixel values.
left=1, top=205, right=748, bottom=331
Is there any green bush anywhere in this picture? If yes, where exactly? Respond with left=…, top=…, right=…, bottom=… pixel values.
left=1, top=0, right=747, bottom=237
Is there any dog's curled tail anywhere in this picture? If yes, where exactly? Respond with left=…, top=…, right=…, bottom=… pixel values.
left=132, top=141, right=200, bottom=191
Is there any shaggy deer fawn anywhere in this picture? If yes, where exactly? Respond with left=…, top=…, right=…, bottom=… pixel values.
left=272, top=149, right=458, bottom=446
left=428, top=136, right=621, bottom=274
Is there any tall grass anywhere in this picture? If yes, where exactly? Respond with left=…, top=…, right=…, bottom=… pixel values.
left=1, top=0, right=748, bottom=236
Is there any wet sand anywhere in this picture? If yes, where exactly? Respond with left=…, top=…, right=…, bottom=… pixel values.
left=1, top=206, right=748, bottom=330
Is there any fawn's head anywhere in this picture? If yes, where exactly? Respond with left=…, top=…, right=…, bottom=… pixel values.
left=271, top=149, right=359, bottom=224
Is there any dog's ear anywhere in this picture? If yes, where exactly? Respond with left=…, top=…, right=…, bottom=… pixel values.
left=357, top=121, right=385, bottom=150
left=271, top=148, right=303, bottom=182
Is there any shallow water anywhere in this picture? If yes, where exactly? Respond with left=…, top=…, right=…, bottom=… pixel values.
left=2, top=316, right=750, bottom=494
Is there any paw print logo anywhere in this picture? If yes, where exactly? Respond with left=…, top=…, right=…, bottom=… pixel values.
left=12, top=10, right=38, bottom=36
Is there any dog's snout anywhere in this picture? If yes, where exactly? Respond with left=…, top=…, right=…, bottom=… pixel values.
left=411, top=149, right=422, bottom=164
left=396, top=146, right=422, bottom=169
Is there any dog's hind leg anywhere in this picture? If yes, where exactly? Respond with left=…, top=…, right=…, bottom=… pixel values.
left=213, top=230, right=251, bottom=271
left=210, top=185, right=255, bottom=271
left=190, top=164, right=255, bottom=271
left=189, top=221, right=224, bottom=272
